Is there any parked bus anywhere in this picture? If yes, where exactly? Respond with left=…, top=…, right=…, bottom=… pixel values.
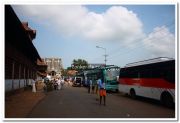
left=85, top=65, right=120, bottom=91
left=119, top=57, right=175, bottom=107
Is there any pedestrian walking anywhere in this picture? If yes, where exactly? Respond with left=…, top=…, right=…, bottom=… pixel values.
left=94, top=79, right=98, bottom=94
left=54, top=79, right=58, bottom=90
left=98, top=78, right=106, bottom=106
left=57, top=78, right=61, bottom=90
left=32, top=78, right=36, bottom=93
left=89, top=79, right=93, bottom=94
left=68, top=79, right=71, bottom=86
left=96, top=79, right=100, bottom=101
left=60, top=78, right=64, bottom=89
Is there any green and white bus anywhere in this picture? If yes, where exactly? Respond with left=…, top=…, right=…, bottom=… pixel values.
left=84, top=65, right=120, bottom=92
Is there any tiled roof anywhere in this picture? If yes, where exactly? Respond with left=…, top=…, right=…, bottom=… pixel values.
left=37, top=59, right=47, bottom=66
left=22, top=22, right=36, bottom=40
left=5, top=5, right=41, bottom=62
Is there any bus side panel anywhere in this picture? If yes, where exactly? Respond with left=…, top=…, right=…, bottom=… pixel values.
left=118, top=84, right=175, bottom=101
left=134, top=86, right=161, bottom=100
left=119, top=78, right=174, bottom=89
left=119, top=78, right=175, bottom=101
left=106, top=84, right=118, bottom=91
left=118, top=84, right=130, bottom=94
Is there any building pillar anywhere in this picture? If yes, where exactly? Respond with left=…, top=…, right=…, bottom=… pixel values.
left=19, top=64, right=21, bottom=88
left=24, top=66, right=26, bottom=87
left=31, top=70, right=33, bottom=79
left=12, top=61, right=15, bottom=91
left=28, top=68, right=29, bottom=85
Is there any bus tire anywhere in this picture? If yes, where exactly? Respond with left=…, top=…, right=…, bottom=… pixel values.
left=130, top=89, right=136, bottom=99
left=161, top=92, right=174, bottom=108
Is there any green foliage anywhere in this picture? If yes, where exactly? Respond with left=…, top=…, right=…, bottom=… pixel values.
left=62, top=69, right=68, bottom=76
left=72, top=59, right=89, bottom=70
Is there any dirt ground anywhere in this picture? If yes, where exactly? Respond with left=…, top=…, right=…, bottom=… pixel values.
left=5, top=83, right=46, bottom=118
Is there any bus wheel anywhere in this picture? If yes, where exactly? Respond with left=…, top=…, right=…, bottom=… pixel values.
left=161, top=92, right=174, bottom=108
left=130, top=89, right=136, bottom=99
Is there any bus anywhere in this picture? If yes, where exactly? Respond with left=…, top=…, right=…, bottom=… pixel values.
left=118, top=57, right=175, bottom=107
left=85, top=65, right=120, bottom=91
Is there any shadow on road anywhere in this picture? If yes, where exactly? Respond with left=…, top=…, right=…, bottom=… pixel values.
left=112, top=92, right=175, bottom=110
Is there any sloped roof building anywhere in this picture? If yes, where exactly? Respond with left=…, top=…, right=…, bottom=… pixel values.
left=5, top=5, right=46, bottom=93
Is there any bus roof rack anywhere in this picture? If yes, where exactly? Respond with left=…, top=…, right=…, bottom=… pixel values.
left=125, top=57, right=174, bottom=68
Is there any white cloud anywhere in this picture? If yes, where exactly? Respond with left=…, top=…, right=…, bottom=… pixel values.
left=12, top=5, right=144, bottom=46
left=143, top=26, right=175, bottom=58
left=11, top=5, right=176, bottom=68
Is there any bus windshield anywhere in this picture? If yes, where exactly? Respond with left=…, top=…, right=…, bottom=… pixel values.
left=105, top=68, right=119, bottom=81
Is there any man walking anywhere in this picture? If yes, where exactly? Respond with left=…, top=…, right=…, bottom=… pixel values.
left=98, top=78, right=106, bottom=106
left=89, top=79, right=93, bottom=93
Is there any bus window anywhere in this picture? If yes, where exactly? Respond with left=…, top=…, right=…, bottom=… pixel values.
left=163, top=68, right=175, bottom=83
left=105, top=68, right=119, bottom=81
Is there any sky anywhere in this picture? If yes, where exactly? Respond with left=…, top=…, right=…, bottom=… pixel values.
left=12, top=4, right=175, bottom=68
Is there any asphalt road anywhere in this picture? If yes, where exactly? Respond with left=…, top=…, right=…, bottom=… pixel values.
left=27, top=83, right=175, bottom=118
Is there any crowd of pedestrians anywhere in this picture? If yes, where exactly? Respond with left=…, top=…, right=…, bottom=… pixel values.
left=53, top=78, right=65, bottom=90
left=43, top=75, right=106, bottom=106
left=43, top=76, right=65, bottom=91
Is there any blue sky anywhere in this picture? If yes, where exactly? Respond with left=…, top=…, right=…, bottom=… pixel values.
left=12, top=5, right=175, bottom=68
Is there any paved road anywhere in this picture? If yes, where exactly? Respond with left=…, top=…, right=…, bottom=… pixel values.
left=27, top=83, right=175, bottom=118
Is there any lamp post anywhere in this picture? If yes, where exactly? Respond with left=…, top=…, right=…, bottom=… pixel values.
left=96, top=46, right=108, bottom=66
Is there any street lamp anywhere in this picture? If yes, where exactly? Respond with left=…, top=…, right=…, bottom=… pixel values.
left=96, top=46, right=108, bottom=66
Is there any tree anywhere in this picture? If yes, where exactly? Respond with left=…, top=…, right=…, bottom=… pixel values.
left=72, top=59, right=88, bottom=70
left=61, top=69, right=67, bottom=76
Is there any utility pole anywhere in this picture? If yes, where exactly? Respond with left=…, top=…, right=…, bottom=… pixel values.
left=96, top=46, right=108, bottom=66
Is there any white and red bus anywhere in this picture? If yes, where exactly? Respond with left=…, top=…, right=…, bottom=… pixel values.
left=118, top=57, right=175, bottom=107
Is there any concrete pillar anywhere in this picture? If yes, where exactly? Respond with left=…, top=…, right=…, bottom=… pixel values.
left=12, top=61, right=15, bottom=90
left=19, top=64, right=21, bottom=88
left=24, top=66, right=26, bottom=87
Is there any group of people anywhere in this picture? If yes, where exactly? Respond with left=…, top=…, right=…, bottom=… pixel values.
left=89, top=78, right=106, bottom=106
left=53, top=78, right=65, bottom=90
left=43, top=77, right=65, bottom=91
